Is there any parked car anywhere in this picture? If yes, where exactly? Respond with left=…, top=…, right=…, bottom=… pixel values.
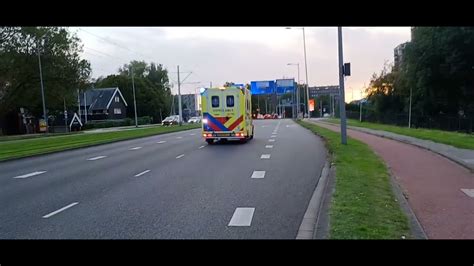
left=162, top=115, right=179, bottom=126
left=188, top=116, right=201, bottom=124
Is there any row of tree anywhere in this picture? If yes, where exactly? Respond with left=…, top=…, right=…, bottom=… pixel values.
left=0, top=27, right=174, bottom=131
left=365, top=27, right=474, bottom=122
left=0, top=27, right=91, bottom=118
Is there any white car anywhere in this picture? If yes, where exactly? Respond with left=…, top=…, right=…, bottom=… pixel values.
left=188, top=116, right=201, bottom=124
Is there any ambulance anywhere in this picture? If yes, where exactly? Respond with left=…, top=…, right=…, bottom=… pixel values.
left=200, top=85, right=254, bottom=144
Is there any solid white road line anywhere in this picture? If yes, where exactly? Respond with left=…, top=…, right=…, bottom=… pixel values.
left=176, top=154, right=185, bottom=159
left=260, top=154, right=271, bottom=159
left=129, top=147, right=142, bottom=150
left=134, top=170, right=151, bottom=177
left=198, top=145, right=206, bottom=149
left=13, top=171, right=47, bottom=179
left=461, top=188, right=474, bottom=198
left=42, top=202, right=79, bottom=218
left=87, top=156, right=107, bottom=161
left=265, top=145, right=273, bottom=149
left=228, top=207, right=255, bottom=226
left=157, top=140, right=166, bottom=144
left=251, top=171, right=266, bottom=179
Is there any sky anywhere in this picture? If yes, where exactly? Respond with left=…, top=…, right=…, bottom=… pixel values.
left=71, top=27, right=411, bottom=102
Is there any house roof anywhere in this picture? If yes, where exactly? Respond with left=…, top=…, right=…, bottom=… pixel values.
left=80, top=87, right=128, bottom=110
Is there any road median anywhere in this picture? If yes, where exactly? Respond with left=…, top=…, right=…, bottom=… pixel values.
left=297, top=120, right=411, bottom=239
left=0, top=124, right=201, bottom=162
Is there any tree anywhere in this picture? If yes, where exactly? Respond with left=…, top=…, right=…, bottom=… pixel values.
left=0, top=27, right=91, bottom=118
left=95, top=60, right=172, bottom=122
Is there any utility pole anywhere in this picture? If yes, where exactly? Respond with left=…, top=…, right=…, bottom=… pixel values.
left=177, top=65, right=183, bottom=126
left=409, top=87, right=412, bottom=128
left=338, top=27, right=347, bottom=145
left=131, top=66, right=138, bottom=128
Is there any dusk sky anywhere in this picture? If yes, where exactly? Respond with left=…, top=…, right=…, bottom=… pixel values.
left=72, top=27, right=411, bottom=102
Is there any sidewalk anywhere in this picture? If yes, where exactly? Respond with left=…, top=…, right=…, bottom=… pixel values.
left=314, top=119, right=474, bottom=171
left=306, top=119, right=474, bottom=239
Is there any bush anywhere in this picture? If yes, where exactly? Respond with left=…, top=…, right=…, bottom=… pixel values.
left=137, top=116, right=152, bottom=125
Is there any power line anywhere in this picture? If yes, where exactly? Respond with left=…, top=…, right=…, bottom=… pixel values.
left=78, top=27, right=155, bottom=61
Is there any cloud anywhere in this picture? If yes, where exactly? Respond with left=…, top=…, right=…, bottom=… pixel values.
left=73, top=27, right=410, bottom=101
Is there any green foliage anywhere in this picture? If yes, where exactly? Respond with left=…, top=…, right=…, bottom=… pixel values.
left=367, top=27, right=474, bottom=121
left=0, top=27, right=91, bottom=118
left=95, top=61, right=172, bottom=123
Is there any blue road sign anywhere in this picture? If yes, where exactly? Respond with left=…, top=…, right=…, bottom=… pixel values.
left=276, top=79, right=295, bottom=94
left=250, top=80, right=275, bottom=95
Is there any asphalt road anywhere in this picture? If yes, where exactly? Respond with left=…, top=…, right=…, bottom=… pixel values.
left=0, top=119, right=326, bottom=239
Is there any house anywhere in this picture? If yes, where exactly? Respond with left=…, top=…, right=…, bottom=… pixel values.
left=79, top=87, right=128, bottom=121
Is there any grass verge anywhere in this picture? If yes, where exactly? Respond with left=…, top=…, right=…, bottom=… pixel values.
left=0, top=124, right=200, bottom=161
left=325, top=118, right=474, bottom=150
left=297, top=120, right=410, bottom=239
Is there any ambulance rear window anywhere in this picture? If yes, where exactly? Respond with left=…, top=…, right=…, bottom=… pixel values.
left=226, top=96, right=234, bottom=107
left=212, top=96, right=219, bottom=107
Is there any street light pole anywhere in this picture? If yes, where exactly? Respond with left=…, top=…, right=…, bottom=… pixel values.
left=131, top=66, right=138, bottom=128
left=37, top=45, right=48, bottom=133
left=338, top=27, right=347, bottom=145
left=287, top=27, right=310, bottom=118
left=177, top=65, right=183, bottom=126
left=302, top=28, right=310, bottom=118
left=287, top=63, right=300, bottom=118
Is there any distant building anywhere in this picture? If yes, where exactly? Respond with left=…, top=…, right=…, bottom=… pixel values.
left=79, top=87, right=128, bottom=121
left=394, top=42, right=409, bottom=70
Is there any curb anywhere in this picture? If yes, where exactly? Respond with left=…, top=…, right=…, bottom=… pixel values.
left=296, top=161, right=331, bottom=239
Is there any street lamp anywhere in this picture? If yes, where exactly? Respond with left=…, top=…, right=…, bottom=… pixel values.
left=286, top=27, right=310, bottom=118
left=287, top=63, right=300, bottom=118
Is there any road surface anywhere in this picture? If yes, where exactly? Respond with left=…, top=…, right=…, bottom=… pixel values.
left=0, top=119, right=326, bottom=239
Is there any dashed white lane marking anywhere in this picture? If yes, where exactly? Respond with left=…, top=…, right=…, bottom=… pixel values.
left=42, top=202, right=79, bottom=218
left=228, top=207, right=255, bottom=226
left=251, top=171, right=266, bottom=179
left=190, top=133, right=196, bottom=136
left=461, top=189, right=474, bottom=198
left=157, top=141, right=166, bottom=144
left=176, top=154, right=185, bottom=159
left=129, top=146, right=142, bottom=150
left=13, top=171, right=47, bottom=179
left=198, top=145, right=206, bottom=149
left=265, top=145, right=273, bottom=149
left=87, top=156, right=107, bottom=161
left=261, top=125, right=267, bottom=128
left=260, top=154, right=271, bottom=159
left=176, top=136, right=183, bottom=139
left=134, top=170, right=151, bottom=177
left=268, top=139, right=275, bottom=142
left=271, top=135, right=277, bottom=138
